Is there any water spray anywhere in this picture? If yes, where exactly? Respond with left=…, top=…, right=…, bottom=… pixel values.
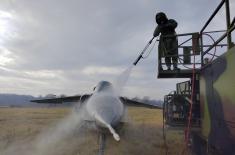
left=133, top=36, right=155, bottom=66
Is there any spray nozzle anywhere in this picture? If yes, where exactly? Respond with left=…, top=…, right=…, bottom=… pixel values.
left=148, top=36, right=155, bottom=44
left=133, top=54, right=143, bottom=66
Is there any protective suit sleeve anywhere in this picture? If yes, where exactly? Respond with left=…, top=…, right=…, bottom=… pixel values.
left=153, top=26, right=161, bottom=37
left=166, top=19, right=177, bottom=29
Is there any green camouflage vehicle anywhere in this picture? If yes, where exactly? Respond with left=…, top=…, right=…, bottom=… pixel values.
left=198, top=46, right=235, bottom=155
left=160, top=1, right=235, bottom=154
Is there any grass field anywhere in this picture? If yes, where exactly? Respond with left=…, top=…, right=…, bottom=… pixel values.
left=0, top=107, right=188, bottom=155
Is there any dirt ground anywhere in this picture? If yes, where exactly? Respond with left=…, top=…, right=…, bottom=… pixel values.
left=0, top=107, right=189, bottom=155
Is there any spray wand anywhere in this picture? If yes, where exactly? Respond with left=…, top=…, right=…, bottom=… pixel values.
left=133, top=36, right=155, bottom=66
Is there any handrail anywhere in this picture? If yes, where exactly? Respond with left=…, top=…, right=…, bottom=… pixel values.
left=203, top=25, right=235, bottom=56
left=162, top=30, right=226, bottom=38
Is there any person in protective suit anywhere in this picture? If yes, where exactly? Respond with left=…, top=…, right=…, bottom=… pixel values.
left=153, top=12, right=179, bottom=71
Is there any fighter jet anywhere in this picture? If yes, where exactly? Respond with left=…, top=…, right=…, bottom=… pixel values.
left=31, top=81, right=160, bottom=141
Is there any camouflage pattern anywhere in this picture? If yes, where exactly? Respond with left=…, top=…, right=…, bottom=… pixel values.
left=200, top=46, right=235, bottom=155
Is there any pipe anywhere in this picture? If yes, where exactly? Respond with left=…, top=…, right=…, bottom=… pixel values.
left=133, top=37, right=155, bottom=66
left=200, top=0, right=225, bottom=34
left=225, top=0, right=232, bottom=49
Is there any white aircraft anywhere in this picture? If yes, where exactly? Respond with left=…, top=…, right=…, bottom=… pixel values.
left=31, top=81, right=159, bottom=141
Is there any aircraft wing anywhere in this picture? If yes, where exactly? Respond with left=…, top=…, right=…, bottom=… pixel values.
left=30, top=94, right=91, bottom=104
left=120, top=97, right=162, bottom=109
left=31, top=94, right=161, bottom=108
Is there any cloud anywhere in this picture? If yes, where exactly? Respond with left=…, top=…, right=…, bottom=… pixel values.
left=82, top=66, right=123, bottom=75
left=0, top=47, right=15, bottom=66
left=0, top=0, right=234, bottom=99
left=24, top=70, right=64, bottom=79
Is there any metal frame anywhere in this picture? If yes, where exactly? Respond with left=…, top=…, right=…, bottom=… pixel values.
left=200, top=0, right=234, bottom=65
left=158, top=0, right=234, bottom=76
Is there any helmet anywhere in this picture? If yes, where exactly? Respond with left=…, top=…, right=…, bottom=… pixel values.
left=155, top=12, right=168, bottom=25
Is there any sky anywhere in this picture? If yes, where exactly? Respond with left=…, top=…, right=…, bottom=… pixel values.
left=0, top=0, right=234, bottom=99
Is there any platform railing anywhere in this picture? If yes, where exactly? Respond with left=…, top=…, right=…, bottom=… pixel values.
left=158, top=0, right=234, bottom=74
left=200, top=0, right=234, bottom=66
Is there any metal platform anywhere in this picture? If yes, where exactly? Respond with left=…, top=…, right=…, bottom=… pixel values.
left=165, top=123, right=201, bottom=131
left=157, top=69, right=200, bottom=78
